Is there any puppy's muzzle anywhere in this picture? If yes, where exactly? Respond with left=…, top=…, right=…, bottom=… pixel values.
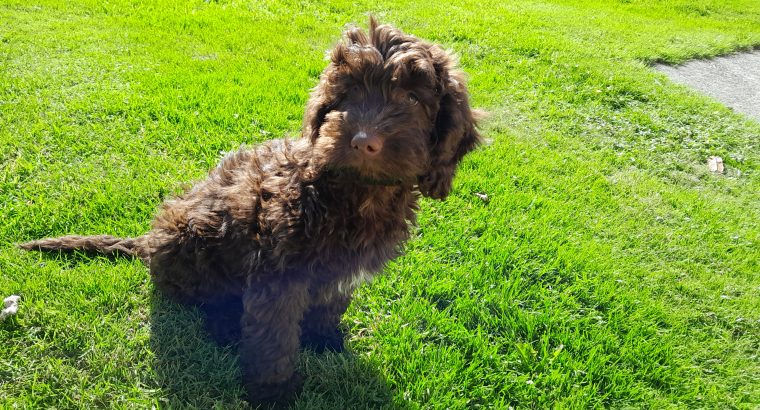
left=350, top=131, right=382, bottom=156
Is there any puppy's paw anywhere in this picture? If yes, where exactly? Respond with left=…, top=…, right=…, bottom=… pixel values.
left=244, top=372, right=304, bottom=408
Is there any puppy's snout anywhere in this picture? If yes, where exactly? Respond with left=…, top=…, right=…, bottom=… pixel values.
left=351, top=131, right=383, bottom=156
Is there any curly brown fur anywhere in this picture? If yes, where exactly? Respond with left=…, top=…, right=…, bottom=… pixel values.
left=20, top=17, right=482, bottom=406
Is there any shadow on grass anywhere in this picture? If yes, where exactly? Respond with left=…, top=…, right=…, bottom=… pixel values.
left=18, top=251, right=408, bottom=408
left=148, top=291, right=247, bottom=408
left=149, top=290, right=409, bottom=409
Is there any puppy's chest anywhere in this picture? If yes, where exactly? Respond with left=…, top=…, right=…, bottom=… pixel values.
left=301, top=191, right=415, bottom=275
left=316, top=217, right=406, bottom=275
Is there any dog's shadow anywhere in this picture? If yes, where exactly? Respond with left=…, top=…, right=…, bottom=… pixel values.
left=149, top=291, right=410, bottom=409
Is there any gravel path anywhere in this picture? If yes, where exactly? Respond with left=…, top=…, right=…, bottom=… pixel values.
left=655, top=51, right=760, bottom=122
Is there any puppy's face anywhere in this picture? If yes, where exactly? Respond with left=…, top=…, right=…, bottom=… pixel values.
left=304, top=19, right=482, bottom=197
left=307, top=31, right=439, bottom=183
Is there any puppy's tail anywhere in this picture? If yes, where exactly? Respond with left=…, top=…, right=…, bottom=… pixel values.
left=19, top=235, right=145, bottom=258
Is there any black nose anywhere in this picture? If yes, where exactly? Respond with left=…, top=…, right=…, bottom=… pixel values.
left=351, top=131, right=383, bottom=156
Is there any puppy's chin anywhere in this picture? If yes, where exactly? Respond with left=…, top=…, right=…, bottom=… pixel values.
left=320, top=161, right=408, bottom=185
left=350, top=153, right=430, bottom=183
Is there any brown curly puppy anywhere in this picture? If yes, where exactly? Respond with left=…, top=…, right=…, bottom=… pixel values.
left=21, top=17, right=482, bottom=405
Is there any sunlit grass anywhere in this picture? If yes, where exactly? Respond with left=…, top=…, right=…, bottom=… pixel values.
left=1, top=0, right=759, bottom=408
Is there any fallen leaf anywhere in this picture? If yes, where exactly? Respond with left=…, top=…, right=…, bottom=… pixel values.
left=1, top=295, right=21, bottom=321
left=474, top=192, right=489, bottom=203
left=708, top=156, right=724, bottom=173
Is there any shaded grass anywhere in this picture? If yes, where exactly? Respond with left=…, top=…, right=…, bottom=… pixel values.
left=1, top=0, right=759, bottom=408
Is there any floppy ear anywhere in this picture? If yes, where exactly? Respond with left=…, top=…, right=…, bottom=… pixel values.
left=302, top=37, right=348, bottom=142
left=303, top=24, right=378, bottom=142
left=418, top=68, right=483, bottom=200
left=302, top=80, right=336, bottom=142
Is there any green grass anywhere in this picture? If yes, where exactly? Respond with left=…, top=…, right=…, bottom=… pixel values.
left=2, top=0, right=760, bottom=408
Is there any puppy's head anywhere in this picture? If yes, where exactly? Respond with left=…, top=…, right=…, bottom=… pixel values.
left=303, top=17, right=482, bottom=199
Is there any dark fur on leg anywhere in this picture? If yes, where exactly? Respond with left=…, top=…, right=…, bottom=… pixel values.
left=239, top=280, right=309, bottom=405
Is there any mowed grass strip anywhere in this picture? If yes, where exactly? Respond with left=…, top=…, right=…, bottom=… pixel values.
left=1, top=0, right=759, bottom=408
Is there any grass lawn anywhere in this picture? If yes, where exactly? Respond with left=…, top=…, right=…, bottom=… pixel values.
left=2, top=0, right=760, bottom=408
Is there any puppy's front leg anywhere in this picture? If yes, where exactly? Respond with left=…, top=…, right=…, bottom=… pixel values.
left=239, top=278, right=309, bottom=404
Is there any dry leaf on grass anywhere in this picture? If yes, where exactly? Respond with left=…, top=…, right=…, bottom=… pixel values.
left=474, top=192, right=490, bottom=203
left=1, top=295, right=21, bottom=321
left=708, top=156, right=725, bottom=173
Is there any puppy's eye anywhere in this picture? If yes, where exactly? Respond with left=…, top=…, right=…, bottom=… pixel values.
left=407, top=93, right=419, bottom=105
